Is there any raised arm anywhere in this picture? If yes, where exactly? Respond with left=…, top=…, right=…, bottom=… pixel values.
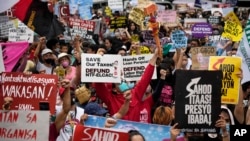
left=112, top=91, right=131, bottom=119
left=234, top=70, right=244, bottom=124
left=55, top=79, right=71, bottom=132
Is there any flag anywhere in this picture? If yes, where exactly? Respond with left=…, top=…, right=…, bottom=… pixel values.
left=0, top=41, right=29, bottom=72
left=12, top=0, right=64, bottom=39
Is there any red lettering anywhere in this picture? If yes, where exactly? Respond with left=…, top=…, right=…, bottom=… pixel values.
left=0, top=111, right=19, bottom=123
left=26, top=113, right=37, bottom=123
left=0, top=128, right=36, bottom=140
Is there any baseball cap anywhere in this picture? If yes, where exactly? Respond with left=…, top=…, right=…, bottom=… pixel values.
left=84, top=102, right=108, bottom=116
left=41, top=48, right=53, bottom=56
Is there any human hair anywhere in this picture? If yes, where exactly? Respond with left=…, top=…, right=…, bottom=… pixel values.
left=153, top=106, right=173, bottom=125
left=128, top=130, right=145, bottom=141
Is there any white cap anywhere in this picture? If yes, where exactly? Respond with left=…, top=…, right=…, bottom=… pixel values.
left=41, top=48, right=53, bottom=56
left=58, top=53, right=71, bottom=61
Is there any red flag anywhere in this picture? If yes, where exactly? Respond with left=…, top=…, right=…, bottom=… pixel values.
left=0, top=41, right=29, bottom=72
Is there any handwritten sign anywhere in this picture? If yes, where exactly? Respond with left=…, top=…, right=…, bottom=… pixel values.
left=81, top=54, right=122, bottom=83
left=190, top=47, right=216, bottom=70
left=222, top=20, right=243, bottom=41
left=0, top=72, right=58, bottom=114
left=191, top=23, right=212, bottom=38
left=131, top=46, right=151, bottom=55
left=141, top=30, right=164, bottom=47
left=0, top=110, right=50, bottom=141
left=8, top=26, right=34, bottom=43
left=174, top=70, right=222, bottom=133
left=209, top=56, right=242, bottom=104
left=224, top=11, right=241, bottom=26
left=128, top=8, right=145, bottom=26
left=122, top=54, right=156, bottom=81
left=170, top=30, right=187, bottom=49
left=72, top=125, right=129, bottom=141
left=69, top=17, right=95, bottom=39
left=157, top=10, right=177, bottom=23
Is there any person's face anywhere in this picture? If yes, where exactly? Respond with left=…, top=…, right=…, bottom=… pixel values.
left=86, top=48, right=95, bottom=54
left=220, top=111, right=230, bottom=124
left=60, top=46, right=68, bottom=53
left=130, top=23, right=135, bottom=30
left=118, top=50, right=126, bottom=56
left=131, top=135, right=144, bottom=141
left=59, top=56, right=69, bottom=64
left=213, top=11, right=222, bottom=17
left=190, top=41, right=198, bottom=47
left=43, top=53, right=53, bottom=60
left=182, top=55, right=188, bottom=67
left=105, top=39, right=112, bottom=49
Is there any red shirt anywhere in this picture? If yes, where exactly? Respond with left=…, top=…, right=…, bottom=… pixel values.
left=94, top=64, right=155, bottom=121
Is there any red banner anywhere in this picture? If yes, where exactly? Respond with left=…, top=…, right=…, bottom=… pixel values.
left=0, top=72, right=58, bottom=114
left=72, top=125, right=129, bottom=141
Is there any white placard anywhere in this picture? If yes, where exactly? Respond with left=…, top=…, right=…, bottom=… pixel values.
left=122, top=54, right=157, bottom=81
left=108, top=0, right=123, bottom=11
left=0, top=110, right=50, bottom=141
left=8, top=26, right=34, bottom=43
left=81, top=54, right=122, bottom=83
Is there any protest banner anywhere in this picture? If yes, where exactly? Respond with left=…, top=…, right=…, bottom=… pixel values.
left=0, top=19, right=15, bottom=38
left=209, top=56, right=242, bottom=104
left=0, top=72, right=58, bottom=114
left=72, top=125, right=129, bottom=141
left=110, top=16, right=127, bottom=29
left=104, top=6, right=113, bottom=17
left=170, top=30, right=187, bottom=49
left=69, top=0, right=93, bottom=20
left=122, top=54, right=156, bottom=81
left=84, top=115, right=185, bottom=141
left=174, top=70, right=222, bottom=133
left=128, top=8, right=145, bottom=26
left=8, top=26, right=34, bottom=43
left=141, top=30, right=165, bottom=47
left=81, top=54, right=122, bottom=83
left=190, top=47, right=216, bottom=70
left=108, top=0, right=123, bottom=11
left=184, top=18, right=207, bottom=34
left=191, top=23, right=212, bottom=38
left=236, top=19, right=250, bottom=84
left=156, top=10, right=177, bottom=23
left=0, top=110, right=50, bottom=141
left=69, top=17, right=95, bottom=39
left=207, top=35, right=230, bottom=56
left=224, top=11, right=241, bottom=25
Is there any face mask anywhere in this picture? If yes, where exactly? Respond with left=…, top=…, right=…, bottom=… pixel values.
left=55, top=48, right=60, bottom=53
left=188, top=136, right=204, bottom=141
left=62, top=60, right=69, bottom=68
left=44, top=58, right=54, bottom=64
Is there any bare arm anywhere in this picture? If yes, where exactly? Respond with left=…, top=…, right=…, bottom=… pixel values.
left=55, top=79, right=71, bottom=133
left=34, top=37, right=46, bottom=62
left=175, top=48, right=186, bottom=70
left=234, top=70, right=244, bottom=124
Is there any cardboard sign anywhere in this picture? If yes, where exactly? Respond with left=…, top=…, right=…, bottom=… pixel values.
left=190, top=47, right=216, bottom=70
left=122, top=54, right=156, bottom=81
left=170, top=30, right=187, bottom=49
left=72, top=125, right=129, bottom=141
left=0, top=72, right=58, bottom=114
left=128, top=8, right=145, bottom=26
left=174, top=70, right=222, bottom=133
left=81, top=54, right=122, bottom=83
left=144, top=4, right=157, bottom=16
left=84, top=115, right=185, bottom=141
left=209, top=56, right=242, bottom=104
left=69, top=18, right=95, bottom=39
left=0, top=110, right=50, bottom=141
left=191, top=23, right=212, bottom=38
left=157, top=10, right=177, bottom=23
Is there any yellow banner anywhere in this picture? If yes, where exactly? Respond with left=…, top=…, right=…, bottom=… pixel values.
left=128, top=8, right=145, bottom=26
left=224, top=11, right=241, bottom=25
left=208, top=56, right=242, bottom=104
left=222, top=20, right=243, bottom=41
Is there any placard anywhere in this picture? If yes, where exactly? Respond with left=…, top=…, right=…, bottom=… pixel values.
left=81, top=54, right=122, bottom=83
left=84, top=115, right=185, bottom=141
left=128, top=8, right=145, bottom=26
left=72, top=125, right=129, bottom=141
left=170, top=30, right=187, bottom=49
left=108, top=0, right=123, bottom=11
left=0, top=110, right=50, bottom=141
left=122, top=54, right=156, bottom=81
left=8, top=26, right=34, bottom=43
left=110, top=16, right=127, bottom=29
left=191, top=23, right=212, bottom=38
left=174, top=70, right=222, bottom=133
left=190, top=47, right=216, bottom=70
left=69, top=17, right=95, bottom=39
left=0, top=72, right=58, bottom=114
left=157, top=10, right=177, bottom=23
left=209, top=56, right=242, bottom=104
left=222, top=20, right=243, bottom=41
